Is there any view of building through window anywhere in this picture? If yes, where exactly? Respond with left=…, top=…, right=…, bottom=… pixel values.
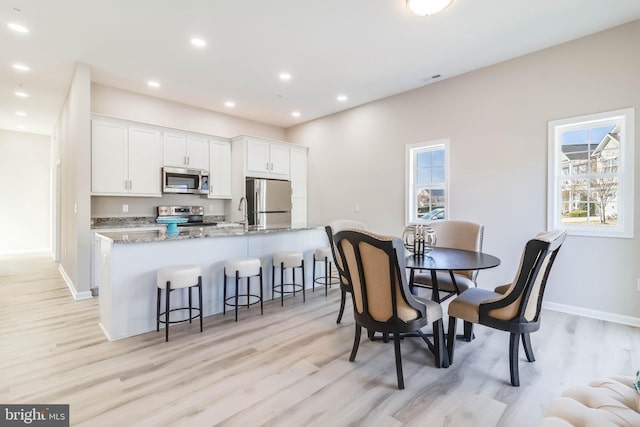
left=548, top=108, right=634, bottom=238
left=560, top=123, right=619, bottom=226
left=406, top=141, right=448, bottom=224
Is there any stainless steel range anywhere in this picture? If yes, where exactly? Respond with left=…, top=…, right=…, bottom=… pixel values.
left=156, top=205, right=217, bottom=227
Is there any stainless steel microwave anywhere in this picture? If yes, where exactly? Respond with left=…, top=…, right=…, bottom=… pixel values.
left=162, top=167, right=209, bottom=195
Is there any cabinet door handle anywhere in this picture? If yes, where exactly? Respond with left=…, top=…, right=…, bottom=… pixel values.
left=187, top=156, right=190, bottom=165
left=270, top=162, right=274, bottom=171
left=124, top=180, right=128, bottom=190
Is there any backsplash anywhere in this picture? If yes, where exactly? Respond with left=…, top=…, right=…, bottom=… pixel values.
left=91, top=195, right=227, bottom=217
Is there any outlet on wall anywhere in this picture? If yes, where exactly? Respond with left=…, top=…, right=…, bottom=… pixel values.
left=122, top=204, right=128, bottom=213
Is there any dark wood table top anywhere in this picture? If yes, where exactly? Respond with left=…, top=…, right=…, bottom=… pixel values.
left=404, top=247, right=500, bottom=271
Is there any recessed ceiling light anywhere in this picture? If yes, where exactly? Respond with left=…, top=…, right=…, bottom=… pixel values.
left=18, top=125, right=27, bottom=130
left=12, top=63, right=30, bottom=72
left=147, top=80, right=160, bottom=88
left=337, top=94, right=348, bottom=102
left=279, top=73, right=292, bottom=81
left=224, top=101, right=235, bottom=108
left=190, top=38, right=206, bottom=47
left=291, top=111, right=301, bottom=117
left=8, top=22, right=29, bottom=33
left=14, top=91, right=28, bottom=98
left=16, top=111, right=27, bottom=117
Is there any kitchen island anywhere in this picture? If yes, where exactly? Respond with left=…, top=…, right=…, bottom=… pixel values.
left=96, top=224, right=326, bottom=340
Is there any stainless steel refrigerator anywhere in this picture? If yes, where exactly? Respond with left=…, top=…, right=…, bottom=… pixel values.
left=246, top=178, right=292, bottom=227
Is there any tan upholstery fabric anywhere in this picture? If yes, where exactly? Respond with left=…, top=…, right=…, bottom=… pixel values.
left=339, top=230, right=442, bottom=323
left=329, top=219, right=367, bottom=281
left=413, top=271, right=474, bottom=293
left=447, top=287, right=503, bottom=323
left=541, top=376, right=640, bottom=427
left=428, top=220, right=484, bottom=280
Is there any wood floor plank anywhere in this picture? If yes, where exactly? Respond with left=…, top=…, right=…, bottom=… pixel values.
left=1, top=255, right=639, bottom=426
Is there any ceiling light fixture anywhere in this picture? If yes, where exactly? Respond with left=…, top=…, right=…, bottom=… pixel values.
left=406, top=0, right=453, bottom=16
left=16, top=111, right=27, bottom=117
left=14, top=91, right=28, bottom=98
left=224, top=101, right=235, bottom=108
left=147, top=80, right=160, bottom=88
left=291, top=111, right=301, bottom=117
left=279, top=73, right=291, bottom=81
left=8, top=22, right=29, bottom=33
left=337, top=94, right=348, bottom=102
left=190, top=37, right=206, bottom=47
left=12, top=63, right=30, bottom=72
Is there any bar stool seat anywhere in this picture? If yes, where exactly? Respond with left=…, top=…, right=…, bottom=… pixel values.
left=272, top=251, right=305, bottom=306
left=156, top=264, right=203, bottom=342
left=224, top=257, right=263, bottom=321
left=313, top=247, right=339, bottom=296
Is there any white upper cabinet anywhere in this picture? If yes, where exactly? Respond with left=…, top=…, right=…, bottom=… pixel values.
left=163, top=132, right=209, bottom=170
left=244, top=137, right=290, bottom=180
left=91, top=118, right=162, bottom=197
left=209, top=140, right=232, bottom=198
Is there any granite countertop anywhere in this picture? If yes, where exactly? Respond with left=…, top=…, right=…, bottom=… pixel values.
left=95, top=224, right=323, bottom=244
left=91, top=216, right=225, bottom=230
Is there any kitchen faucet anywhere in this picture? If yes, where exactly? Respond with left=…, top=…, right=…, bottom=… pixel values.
left=238, top=196, right=248, bottom=230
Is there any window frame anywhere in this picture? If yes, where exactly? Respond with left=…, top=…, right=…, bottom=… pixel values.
left=547, top=108, right=635, bottom=238
left=405, top=139, right=449, bottom=225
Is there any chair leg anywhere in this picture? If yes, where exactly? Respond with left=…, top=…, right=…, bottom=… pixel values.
left=509, top=332, right=520, bottom=387
left=432, top=319, right=447, bottom=368
left=522, top=333, right=535, bottom=362
left=223, top=269, right=227, bottom=315
left=271, top=265, right=275, bottom=301
left=336, top=289, right=347, bottom=324
left=393, top=330, right=405, bottom=390
left=349, top=324, right=362, bottom=362
left=463, top=321, right=474, bottom=341
left=188, top=286, right=193, bottom=324
left=324, top=257, right=329, bottom=296
left=301, top=260, right=306, bottom=303
left=447, top=316, right=457, bottom=363
left=312, top=259, right=317, bottom=292
left=280, top=263, right=284, bottom=306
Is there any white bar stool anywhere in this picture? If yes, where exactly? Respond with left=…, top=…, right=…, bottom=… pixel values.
left=224, top=257, right=263, bottom=322
left=313, top=247, right=340, bottom=296
left=272, top=251, right=305, bottom=306
left=156, top=264, right=203, bottom=342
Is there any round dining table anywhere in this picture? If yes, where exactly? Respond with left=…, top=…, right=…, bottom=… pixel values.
left=404, top=247, right=501, bottom=303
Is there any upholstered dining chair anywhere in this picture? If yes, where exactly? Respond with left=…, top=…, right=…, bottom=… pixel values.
left=447, top=229, right=567, bottom=386
left=334, top=229, right=446, bottom=390
left=411, top=220, right=484, bottom=301
left=325, top=219, right=367, bottom=324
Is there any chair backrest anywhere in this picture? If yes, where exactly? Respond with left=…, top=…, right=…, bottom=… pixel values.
left=479, top=229, right=567, bottom=326
left=429, top=220, right=484, bottom=280
left=325, top=220, right=368, bottom=286
left=334, top=229, right=425, bottom=327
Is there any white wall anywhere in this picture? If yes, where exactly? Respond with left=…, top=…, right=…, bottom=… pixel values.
left=286, top=21, right=640, bottom=322
left=57, top=63, right=92, bottom=298
left=0, top=130, right=51, bottom=254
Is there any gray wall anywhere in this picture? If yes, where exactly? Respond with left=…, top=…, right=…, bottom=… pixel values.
left=286, top=21, right=640, bottom=323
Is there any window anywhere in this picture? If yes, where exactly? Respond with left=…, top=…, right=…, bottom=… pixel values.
left=548, top=108, right=634, bottom=238
left=406, top=139, right=449, bottom=224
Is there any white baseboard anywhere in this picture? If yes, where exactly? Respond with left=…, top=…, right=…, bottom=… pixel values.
left=98, top=323, right=114, bottom=341
left=543, top=301, right=640, bottom=328
left=58, top=264, right=93, bottom=300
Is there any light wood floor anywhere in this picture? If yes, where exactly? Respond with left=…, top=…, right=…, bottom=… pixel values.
left=1, top=255, right=638, bottom=426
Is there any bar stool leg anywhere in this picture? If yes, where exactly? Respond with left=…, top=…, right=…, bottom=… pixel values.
left=235, top=271, right=239, bottom=322
left=223, top=270, right=227, bottom=315
left=188, top=286, right=193, bottom=324
left=156, top=287, right=161, bottom=332
left=246, top=275, right=250, bottom=308
left=312, top=260, right=317, bottom=292
left=324, top=256, right=329, bottom=296
left=293, top=268, right=297, bottom=298
left=272, top=265, right=276, bottom=301
left=302, top=260, right=306, bottom=303
left=259, top=267, right=264, bottom=315
left=280, top=262, right=285, bottom=307
left=198, top=276, right=203, bottom=333
left=165, top=281, right=171, bottom=342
